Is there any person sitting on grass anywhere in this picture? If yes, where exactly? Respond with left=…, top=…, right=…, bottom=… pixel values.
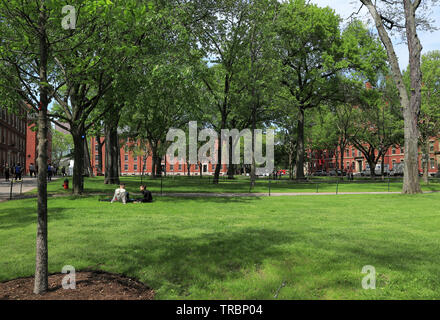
left=111, top=183, right=129, bottom=204
left=133, top=185, right=153, bottom=203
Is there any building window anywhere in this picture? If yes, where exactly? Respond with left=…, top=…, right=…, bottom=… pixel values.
left=170, top=164, right=174, bottom=171
left=124, top=164, right=128, bottom=171
left=124, top=154, right=128, bottom=162
left=346, top=150, right=349, bottom=157
left=178, top=164, right=182, bottom=171
left=430, top=142, right=435, bottom=153
left=212, top=164, right=215, bottom=170
left=134, top=164, right=138, bottom=171
left=430, top=158, right=435, bottom=169
left=133, top=156, right=138, bottom=161
left=95, top=155, right=99, bottom=162
left=392, top=147, right=396, bottom=155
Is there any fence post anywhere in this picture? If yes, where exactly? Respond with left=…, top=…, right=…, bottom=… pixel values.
left=336, top=179, right=339, bottom=195
left=10, top=181, right=13, bottom=200
left=160, top=175, right=163, bottom=196
left=20, top=179, right=23, bottom=195
left=388, top=174, right=390, bottom=192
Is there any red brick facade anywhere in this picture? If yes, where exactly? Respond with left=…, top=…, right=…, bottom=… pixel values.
left=0, top=106, right=27, bottom=176
left=90, top=137, right=228, bottom=176
left=308, top=139, right=440, bottom=175
left=25, top=122, right=52, bottom=174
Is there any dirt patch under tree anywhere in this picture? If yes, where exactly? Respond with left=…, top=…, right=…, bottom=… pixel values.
left=0, top=270, right=155, bottom=300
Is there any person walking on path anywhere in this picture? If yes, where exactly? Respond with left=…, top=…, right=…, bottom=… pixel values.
left=29, top=163, right=35, bottom=177
left=4, top=163, right=10, bottom=181
left=14, top=163, right=22, bottom=181
left=47, top=164, right=53, bottom=181
left=61, top=166, right=66, bottom=177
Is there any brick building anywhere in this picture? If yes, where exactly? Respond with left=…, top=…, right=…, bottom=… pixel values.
left=0, top=106, right=27, bottom=176
left=308, top=138, right=440, bottom=175
left=90, top=137, right=228, bottom=176
left=25, top=121, right=52, bottom=174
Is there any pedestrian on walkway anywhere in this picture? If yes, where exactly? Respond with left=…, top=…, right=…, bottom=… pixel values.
left=29, top=163, right=35, bottom=177
left=4, top=163, right=10, bottom=181
left=14, top=163, right=22, bottom=181
left=47, top=164, right=53, bottom=181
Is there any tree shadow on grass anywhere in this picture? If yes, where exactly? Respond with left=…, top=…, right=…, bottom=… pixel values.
left=87, top=228, right=295, bottom=296
left=0, top=207, right=70, bottom=230
left=156, top=196, right=264, bottom=204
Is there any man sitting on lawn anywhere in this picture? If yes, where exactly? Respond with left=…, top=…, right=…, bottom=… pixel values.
left=111, top=183, right=129, bottom=204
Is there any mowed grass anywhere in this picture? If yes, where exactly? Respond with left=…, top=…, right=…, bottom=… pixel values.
left=1, top=193, right=440, bottom=299
left=34, top=175, right=440, bottom=195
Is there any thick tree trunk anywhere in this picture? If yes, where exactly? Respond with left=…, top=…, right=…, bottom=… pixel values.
left=72, top=127, right=85, bottom=195
left=227, top=137, right=234, bottom=179
left=35, top=106, right=49, bottom=295
left=403, top=0, right=423, bottom=193
left=296, top=107, right=305, bottom=179
left=362, top=0, right=422, bottom=194
left=83, top=137, right=93, bottom=177
left=381, top=153, right=385, bottom=180
left=422, top=140, right=429, bottom=184
left=104, top=122, right=120, bottom=185
left=96, top=135, right=104, bottom=175
left=155, top=155, right=162, bottom=177
left=213, top=117, right=226, bottom=185
left=150, top=143, right=158, bottom=178
left=369, top=160, right=376, bottom=180
left=340, top=145, right=345, bottom=180
left=34, top=6, right=49, bottom=294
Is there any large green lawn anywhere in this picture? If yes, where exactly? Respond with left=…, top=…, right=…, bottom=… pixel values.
left=34, top=175, right=440, bottom=195
left=1, top=193, right=440, bottom=299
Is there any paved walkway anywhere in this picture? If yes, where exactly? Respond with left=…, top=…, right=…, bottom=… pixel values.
left=0, top=177, right=59, bottom=200
left=1, top=183, right=438, bottom=202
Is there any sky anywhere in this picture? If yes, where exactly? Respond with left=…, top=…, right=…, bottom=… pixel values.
left=311, top=0, right=440, bottom=71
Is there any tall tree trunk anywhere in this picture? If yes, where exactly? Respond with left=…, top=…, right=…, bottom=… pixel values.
left=213, top=116, right=226, bottom=184
left=403, top=0, right=423, bottom=193
left=96, top=135, right=104, bottom=175
left=422, top=140, right=429, bottom=184
left=381, top=153, right=386, bottom=180
left=296, top=106, right=305, bottom=179
left=72, top=126, right=85, bottom=195
left=155, top=155, right=162, bottom=177
left=369, top=160, right=376, bottom=180
left=340, top=144, right=345, bottom=179
left=362, top=0, right=421, bottom=194
left=84, top=137, right=94, bottom=177
left=227, top=137, right=234, bottom=179
left=34, top=4, right=49, bottom=294
left=104, top=121, right=120, bottom=185
left=150, top=143, right=157, bottom=178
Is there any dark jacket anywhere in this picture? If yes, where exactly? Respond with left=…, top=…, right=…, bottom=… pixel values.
left=140, top=189, right=153, bottom=203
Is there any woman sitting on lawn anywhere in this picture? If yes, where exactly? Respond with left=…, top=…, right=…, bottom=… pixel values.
left=133, top=185, right=153, bottom=203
